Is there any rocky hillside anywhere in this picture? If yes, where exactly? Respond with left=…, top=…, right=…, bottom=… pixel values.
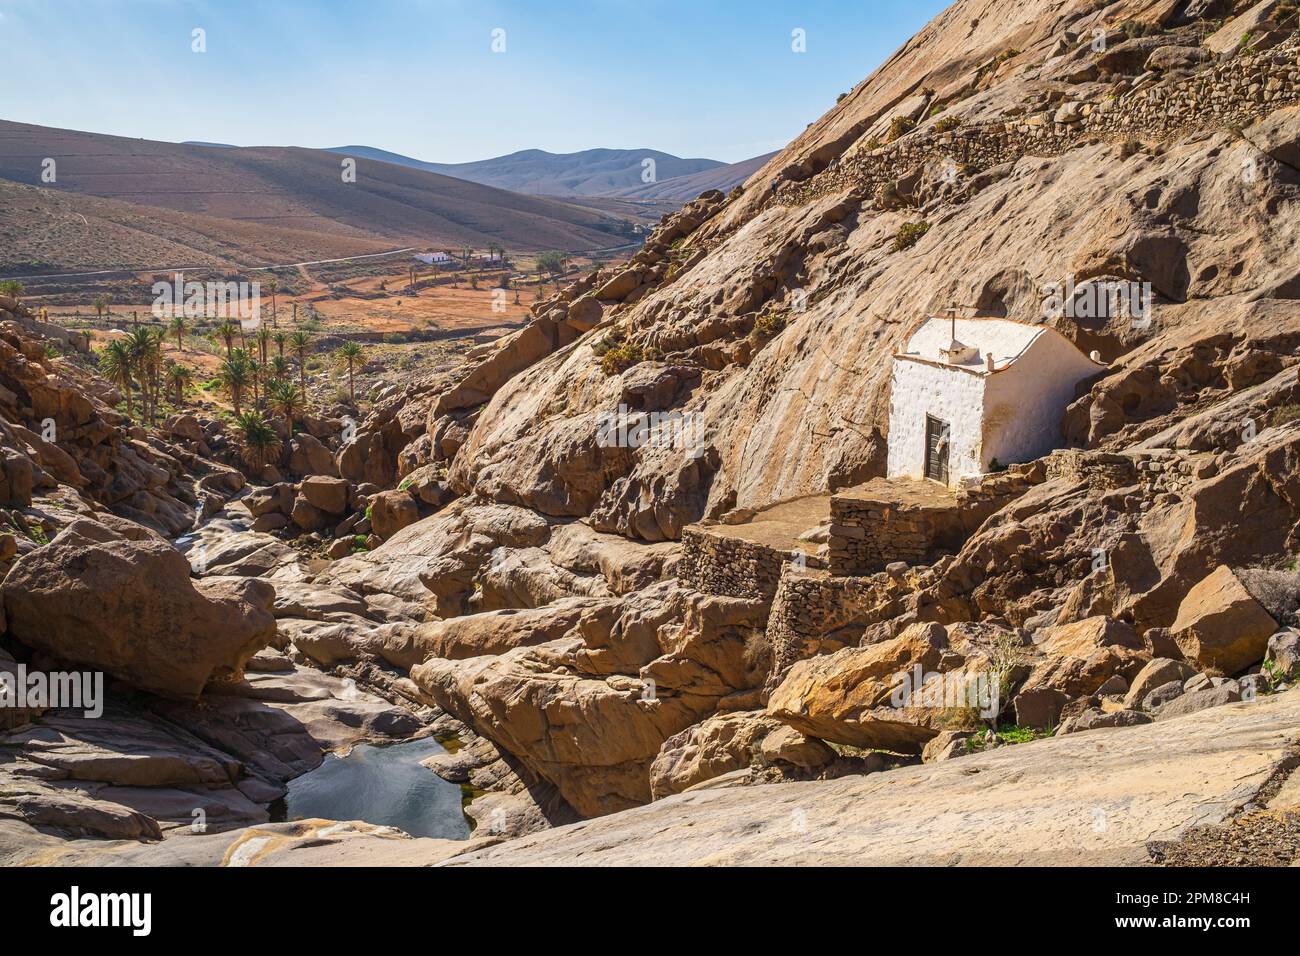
left=4, top=0, right=1300, bottom=865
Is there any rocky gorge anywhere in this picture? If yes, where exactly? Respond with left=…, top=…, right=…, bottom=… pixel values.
left=4, top=0, right=1300, bottom=867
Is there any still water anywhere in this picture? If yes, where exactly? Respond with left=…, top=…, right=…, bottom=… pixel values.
left=281, top=736, right=470, bottom=840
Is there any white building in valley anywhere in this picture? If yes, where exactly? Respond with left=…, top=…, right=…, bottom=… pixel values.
left=886, top=316, right=1105, bottom=485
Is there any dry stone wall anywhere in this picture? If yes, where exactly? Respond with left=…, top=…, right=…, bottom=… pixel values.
left=784, top=36, right=1300, bottom=209
left=828, top=468, right=1041, bottom=577
left=677, top=525, right=804, bottom=602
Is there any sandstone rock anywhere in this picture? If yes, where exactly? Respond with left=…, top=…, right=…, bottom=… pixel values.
left=1019, top=644, right=1147, bottom=700
left=1012, top=686, right=1069, bottom=729
left=1153, top=683, right=1242, bottom=721
left=921, top=729, right=973, bottom=763
left=1096, top=674, right=1128, bottom=695
left=649, top=711, right=781, bottom=799
left=413, top=584, right=768, bottom=817
left=445, top=689, right=1300, bottom=866
left=1124, top=658, right=1198, bottom=708
left=1141, top=680, right=1186, bottom=712
left=1, top=520, right=276, bottom=699
left=758, top=723, right=836, bottom=769
left=1266, top=629, right=1300, bottom=681
left=290, top=497, right=326, bottom=532
left=566, top=295, right=603, bottom=332
left=299, top=476, right=350, bottom=515
left=1144, top=46, right=1206, bottom=73
left=1205, top=0, right=1283, bottom=57
left=766, top=621, right=948, bottom=751
left=1040, top=615, right=1142, bottom=659
left=1058, top=707, right=1152, bottom=735
left=370, top=489, right=419, bottom=540
left=1170, top=565, right=1277, bottom=674
left=251, top=513, right=288, bottom=534
left=384, top=597, right=618, bottom=669
left=287, top=433, right=338, bottom=477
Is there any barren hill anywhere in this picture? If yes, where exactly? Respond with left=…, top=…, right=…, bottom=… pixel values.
left=0, top=120, right=636, bottom=271
left=330, top=145, right=726, bottom=197
left=610, top=150, right=779, bottom=201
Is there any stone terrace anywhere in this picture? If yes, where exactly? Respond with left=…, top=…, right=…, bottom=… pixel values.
left=677, top=495, right=830, bottom=601
left=680, top=464, right=1046, bottom=602
left=829, top=468, right=1042, bottom=576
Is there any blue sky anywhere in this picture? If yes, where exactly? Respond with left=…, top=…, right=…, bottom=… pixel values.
left=0, top=0, right=948, bottom=163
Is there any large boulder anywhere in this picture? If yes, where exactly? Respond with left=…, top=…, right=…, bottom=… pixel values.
left=1039, top=616, right=1142, bottom=659
left=286, top=433, right=338, bottom=477
left=370, top=489, right=420, bottom=540
left=299, top=476, right=350, bottom=516
left=766, top=622, right=949, bottom=752
left=649, top=710, right=783, bottom=799
left=1124, top=658, right=1199, bottom=709
left=1, top=520, right=276, bottom=699
left=1170, top=566, right=1278, bottom=674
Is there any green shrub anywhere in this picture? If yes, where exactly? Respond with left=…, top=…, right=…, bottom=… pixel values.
left=752, top=311, right=787, bottom=339
left=891, top=221, right=931, bottom=252
left=1272, top=403, right=1300, bottom=427
left=933, top=116, right=960, bottom=133
left=887, top=115, right=916, bottom=142
left=599, top=341, right=646, bottom=376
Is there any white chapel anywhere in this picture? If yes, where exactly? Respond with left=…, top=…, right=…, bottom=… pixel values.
left=886, top=315, right=1105, bottom=485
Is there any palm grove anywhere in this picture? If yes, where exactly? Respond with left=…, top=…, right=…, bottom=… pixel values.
left=95, top=314, right=365, bottom=476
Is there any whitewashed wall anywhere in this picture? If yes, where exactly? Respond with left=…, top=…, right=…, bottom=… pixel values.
left=886, top=358, right=986, bottom=482
left=981, top=332, right=1101, bottom=469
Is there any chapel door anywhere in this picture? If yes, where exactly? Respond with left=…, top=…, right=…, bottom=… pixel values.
left=925, top=415, right=950, bottom=484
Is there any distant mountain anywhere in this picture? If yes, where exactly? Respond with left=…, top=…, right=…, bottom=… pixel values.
left=328, top=146, right=726, bottom=198
left=610, top=151, right=778, bottom=201
left=0, top=120, right=637, bottom=271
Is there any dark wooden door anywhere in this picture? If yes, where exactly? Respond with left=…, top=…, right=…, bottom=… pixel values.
left=925, top=415, right=950, bottom=484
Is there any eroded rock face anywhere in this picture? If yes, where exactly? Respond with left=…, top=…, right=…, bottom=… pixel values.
left=411, top=583, right=769, bottom=816
left=2, top=519, right=276, bottom=698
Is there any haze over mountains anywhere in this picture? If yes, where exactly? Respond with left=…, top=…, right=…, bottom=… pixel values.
left=327, top=145, right=770, bottom=200
left=0, top=120, right=641, bottom=273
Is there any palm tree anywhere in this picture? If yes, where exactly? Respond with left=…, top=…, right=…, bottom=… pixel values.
left=289, top=330, right=312, bottom=393
left=248, top=356, right=264, bottom=410
left=234, top=411, right=283, bottom=473
left=98, top=340, right=135, bottom=419
left=335, top=341, right=364, bottom=404
left=125, top=326, right=162, bottom=424
left=214, top=320, right=239, bottom=358
left=219, top=352, right=253, bottom=415
left=256, top=324, right=271, bottom=365
left=266, top=378, right=305, bottom=427
left=273, top=330, right=288, bottom=359
left=268, top=355, right=291, bottom=381
left=92, top=295, right=108, bottom=320
left=268, top=277, right=279, bottom=327
left=0, top=279, right=23, bottom=303
left=168, top=315, right=187, bottom=352
left=165, top=361, right=194, bottom=405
